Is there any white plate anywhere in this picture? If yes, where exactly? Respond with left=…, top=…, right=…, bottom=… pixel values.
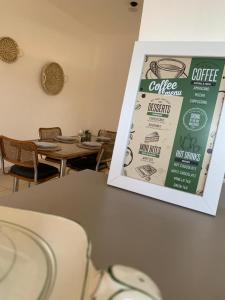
left=82, top=141, right=101, bottom=147
left=34, top=141, right=58, bottom=149
left=55, top=135, right=77, bottom=141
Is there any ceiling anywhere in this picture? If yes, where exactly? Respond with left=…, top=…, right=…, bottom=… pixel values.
left=48, top=0, right=143, bottom=34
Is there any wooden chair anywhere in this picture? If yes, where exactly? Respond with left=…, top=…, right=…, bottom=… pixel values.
left=0, top=136, right=59, bottom=192
left=39, top=127, right=62, bottom=164
left=39, top=127, right=62, bottom=141
left=98, top=129, right=117, bottom=141
left=67, top=142, right=114, bottom=172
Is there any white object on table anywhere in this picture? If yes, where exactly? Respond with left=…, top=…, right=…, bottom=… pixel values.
left=0, top=207, right=162, bottom=300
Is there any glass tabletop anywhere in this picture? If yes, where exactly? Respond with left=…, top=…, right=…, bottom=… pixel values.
left=0, top=221, right=56, bottom=300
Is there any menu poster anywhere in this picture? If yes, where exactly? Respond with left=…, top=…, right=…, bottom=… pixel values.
left=123, top=56, right=225, bottom=196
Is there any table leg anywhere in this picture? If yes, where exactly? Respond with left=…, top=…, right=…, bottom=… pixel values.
left=60, top=159, right=67, bottom=177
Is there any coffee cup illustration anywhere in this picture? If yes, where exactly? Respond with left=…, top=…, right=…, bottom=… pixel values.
left=146, top=58, right=186, bottom=79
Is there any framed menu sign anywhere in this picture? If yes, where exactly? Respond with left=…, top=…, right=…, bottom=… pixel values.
left=108, top=42, right=225, bottom=215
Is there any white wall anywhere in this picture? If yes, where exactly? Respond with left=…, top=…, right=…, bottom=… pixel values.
left=85, top=4, right=143, bottom=133
left=86, top=33, right=136, bottom=133
left=139, top=0, right=225, bottom=41
left=0, top=0, right=96, bottom=139
left=0, top=0, right=142, bottom=140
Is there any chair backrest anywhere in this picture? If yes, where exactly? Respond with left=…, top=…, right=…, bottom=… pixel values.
left=98, top=129, right=116, bottom=141
left=0, top=136, right=38, bottom=168
left=96, top=142, right=114, bottom=171
left=39, top=127, right=62, bottom=141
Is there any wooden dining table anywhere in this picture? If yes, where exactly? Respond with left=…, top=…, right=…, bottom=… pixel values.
left=37, top=141, right=99, bottom=177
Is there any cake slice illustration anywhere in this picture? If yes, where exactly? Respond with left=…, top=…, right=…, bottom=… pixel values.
left=135, top=164, right=157, bottom=181
left=145, top=132, right=159, bottom=143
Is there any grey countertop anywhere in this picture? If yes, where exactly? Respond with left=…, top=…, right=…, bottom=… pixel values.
left=0, top=170, right=225, bottom=300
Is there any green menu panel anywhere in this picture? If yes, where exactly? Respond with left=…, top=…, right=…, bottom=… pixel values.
left=124, top=55, right=225, bottom=195
left=165, top=58, right=224, bottom=193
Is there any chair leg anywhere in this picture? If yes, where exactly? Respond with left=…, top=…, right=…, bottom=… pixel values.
left=28, top=182, right=31, bottom=188
left=13, top=177, right=19, bottom=192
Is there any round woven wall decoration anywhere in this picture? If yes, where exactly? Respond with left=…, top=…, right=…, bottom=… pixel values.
left=0, top=37, right=19, bottom=63
left=41, top=62, right=64, bottom=95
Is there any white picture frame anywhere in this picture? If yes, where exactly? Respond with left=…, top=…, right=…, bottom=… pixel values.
left=107, top=41, right=225, bottom=216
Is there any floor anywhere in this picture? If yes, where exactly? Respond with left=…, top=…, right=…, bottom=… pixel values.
left=0, top=174, right=29, bottom=196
